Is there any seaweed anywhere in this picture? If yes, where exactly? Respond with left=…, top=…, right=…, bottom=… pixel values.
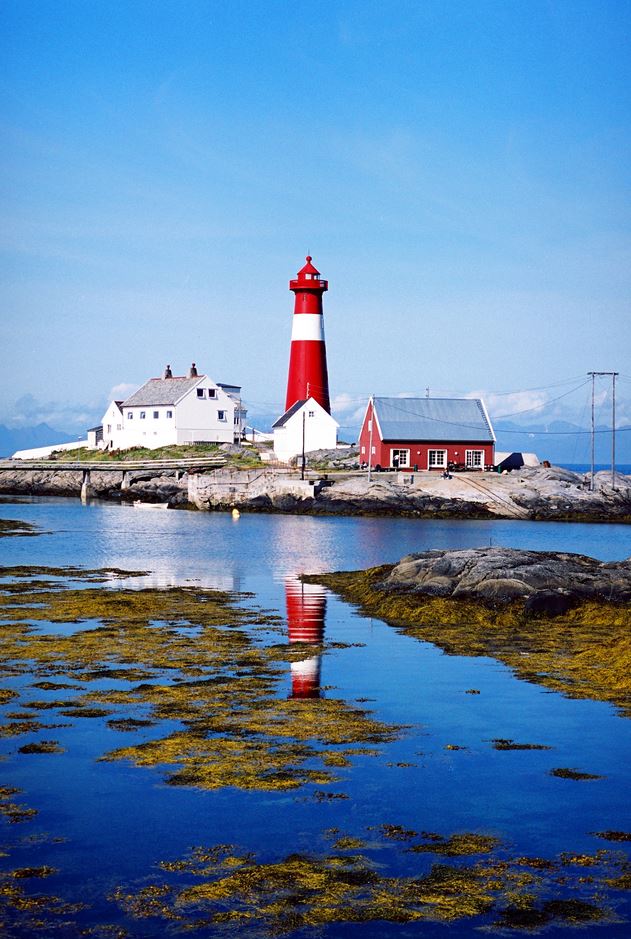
left=18, top=740, right=65, bottom=754
left=0, top=519, right=40, bottom=538
left=111, top=827, right=630, bottom=932
left=0, top=568, right=398, bottom=792
left=307, top=567, right=631, bottom=716
left=549, top=768, right=604, bottom=781
left=491, top=738, right=552, bottom=751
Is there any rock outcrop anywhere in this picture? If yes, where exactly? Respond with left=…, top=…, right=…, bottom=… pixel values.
left=379, top=547, right=631, bottom=606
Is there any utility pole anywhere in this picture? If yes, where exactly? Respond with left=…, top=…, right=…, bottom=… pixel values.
left=367, top=396, right=374, bottom=484
left=587, top=371, right=619, bottom=492
left=612, top=372, right=618, bottom=489
left=590, top=372, right=595, bottom=492
left=301, top=410, right=306, bottom=481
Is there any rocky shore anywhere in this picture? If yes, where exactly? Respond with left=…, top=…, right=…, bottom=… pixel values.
left=0, top=462, right=630, bottom=522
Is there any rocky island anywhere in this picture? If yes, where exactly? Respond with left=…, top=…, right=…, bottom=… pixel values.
left=0, top=451, right=630, bottom=522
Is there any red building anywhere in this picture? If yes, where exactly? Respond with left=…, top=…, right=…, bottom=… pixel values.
left=358, top=396, right=495, bottom=471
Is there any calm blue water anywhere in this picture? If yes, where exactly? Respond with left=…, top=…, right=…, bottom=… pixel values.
left=561, top=463, right=631, bottom=476
left=1, top=496, right=630, bottom=937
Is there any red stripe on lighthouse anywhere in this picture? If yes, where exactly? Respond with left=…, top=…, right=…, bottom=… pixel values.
left=285, top=256, right=331, bottom=413
left=285, top=577, right=326, bottom=699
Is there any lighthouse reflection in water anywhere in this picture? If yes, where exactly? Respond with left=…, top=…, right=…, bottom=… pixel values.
left=284, top=578, right=326, bottom=699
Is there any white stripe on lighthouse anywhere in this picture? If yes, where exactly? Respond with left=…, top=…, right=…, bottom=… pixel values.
left=290, top=313, right=325, bottom=342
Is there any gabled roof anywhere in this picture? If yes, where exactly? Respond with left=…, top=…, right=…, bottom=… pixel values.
left=272, top=397, right=340, bottom=429
left=272, top=399, right=307, bottom=428
left=123, top=377, right=201, bottom=407
left=371, top=397, right=495, bottom=443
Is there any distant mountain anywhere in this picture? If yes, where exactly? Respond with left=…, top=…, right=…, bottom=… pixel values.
left=0, top=424, right=78, bottom=458
left=494, top=420, right=631, bottom=465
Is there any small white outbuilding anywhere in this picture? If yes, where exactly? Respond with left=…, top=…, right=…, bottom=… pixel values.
left=272, top=397, right=338, bottom=463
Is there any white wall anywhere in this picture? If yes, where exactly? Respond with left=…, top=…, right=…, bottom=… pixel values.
left=175, top=381, right=236, bottom=445
left=273, top=399, right=338, bottom=462
left=101, top=402, right=125, bottom=449
left=12, top=440, right=88, bottom=459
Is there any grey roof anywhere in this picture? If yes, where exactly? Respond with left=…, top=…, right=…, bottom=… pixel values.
left=373, top=397, right=495, bottom=442
left=272, top=399, right=307, bottom=429
left=123, top=377, right=201, bottom=408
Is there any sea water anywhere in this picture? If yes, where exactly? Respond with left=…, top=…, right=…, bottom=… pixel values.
left=0, top=496, right=630, bottom=937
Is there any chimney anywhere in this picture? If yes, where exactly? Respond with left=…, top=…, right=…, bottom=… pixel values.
left=188, top=362, right=198, bottom=378
left=164, top=364, right=173, bottom=379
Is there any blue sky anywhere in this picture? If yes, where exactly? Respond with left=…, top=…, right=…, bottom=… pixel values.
left=1, top=0, right=630, bottom=438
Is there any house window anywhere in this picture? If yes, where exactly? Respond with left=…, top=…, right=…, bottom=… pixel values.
left=208, top=388, right=217, bottom=398
left=391, top=449, right=410, bottom=468
left=466, top=449, right=484, bottom=468
left=127, top=412, right=133, bottom=419
left=308, top=410, right=314, bottom=418
left=107, top=424, right=111, bottom=433
left=140, top=411, right=146, bottom=420
left=116, top=424, right=121, bottom=431
left=166, top=410, right=173, bottom=419
left=428, top=449, right=447, bottom=469
left=368, top=419, right=372, bottom=431
left=361, top=445, right=365, bottom=454
left=218, top=410, right=226, bottom=421
left=371, top=446, right=376, bottom=455
left=153, top=411, right=159, bottom=419
left=197, top=389, right=205, bottom=398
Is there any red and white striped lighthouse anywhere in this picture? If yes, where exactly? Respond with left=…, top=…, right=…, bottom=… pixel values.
left=284, top=256, right=331, bottom=413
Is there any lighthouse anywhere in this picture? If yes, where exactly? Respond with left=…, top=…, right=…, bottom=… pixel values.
left=285, top=256, right=331, bottom=413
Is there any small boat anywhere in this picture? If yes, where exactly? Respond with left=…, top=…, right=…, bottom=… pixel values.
left=133, top=501, right=170, bottom=510
left=231, top=508, right=240, bottom=519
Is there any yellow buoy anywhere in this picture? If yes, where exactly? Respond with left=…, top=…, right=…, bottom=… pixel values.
left=231, top=508, right=240, bottom=519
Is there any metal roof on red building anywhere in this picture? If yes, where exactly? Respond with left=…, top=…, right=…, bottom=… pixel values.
left=372, top=397, right=495, bottom=442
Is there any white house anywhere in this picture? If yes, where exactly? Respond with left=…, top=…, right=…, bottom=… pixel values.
left=99, top=364, right=247, bottom=451
left=272, top=397, right=338, bottom=463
